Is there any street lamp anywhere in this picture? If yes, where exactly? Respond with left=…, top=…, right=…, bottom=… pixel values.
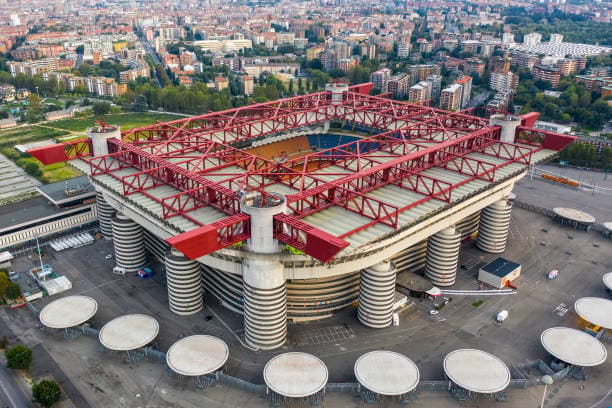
left=540, top=375, right=553, bottom=408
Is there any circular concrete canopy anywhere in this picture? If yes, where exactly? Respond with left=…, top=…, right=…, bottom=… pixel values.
left=575, top=297, right=612, bottom=329
left=39, top=296, right=98, bottom=329
left=604, top=272, right=612, bottom=291
left=541, top=327, right=607, bottom=367
left=166, top=335, right=229, bottom=377
left=263, top=352, right=328, bottom=398
left=443, top=349, right=511, bottom=394
left=99, top=314, right=159, bottom=351
left=603, top=222, right=612, bottom=232
left=553, top=207, right=595, bottom=224
left=354, top=351, right=419, bottom=396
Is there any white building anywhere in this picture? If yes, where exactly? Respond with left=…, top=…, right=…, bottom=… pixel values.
left=523, top=33, right=542, bottom=46
left=549, top=33, right=563, bottom=44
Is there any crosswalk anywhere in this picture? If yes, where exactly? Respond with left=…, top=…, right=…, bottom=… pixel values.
left=553, top=303, right=570, bottom=317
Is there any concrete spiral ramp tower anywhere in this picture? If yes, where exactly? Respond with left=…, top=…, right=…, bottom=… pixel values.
left=164, top=250, right=204, bottom=315
left=425, top=227, right=461, bottom=287
left=96, top=191, right=115, bottom=239
left=477, top=199, right=512, bottom=253
left=111, top=213, right=146, bottom=273
left=358, top=261, right=397, bottom=328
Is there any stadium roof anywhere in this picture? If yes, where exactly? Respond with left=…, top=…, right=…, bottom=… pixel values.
left=29, top=83, right=575, bottom=263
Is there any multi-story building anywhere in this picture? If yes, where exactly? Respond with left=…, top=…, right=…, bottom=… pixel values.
left=549, top=34, right=563, bottom=44
left=370, top=68, right=392, bottom=92
left=8, top=58, right=58, bottom=77
left=408, top=81, right=432, bottom=103
left=465, top=58, right=486, bottom=75
left=523, top=33, right=542, bottom=46
left=397, top=41, right=411, bottom=59
left=387, top=74, right=411, bottom=99
left=119, top=66, right=150, bottom=84
left=338, top=58, right=359, bottom=74
left=243, top=75, right=254, bottom=96
left=576, top=75, right=612, bottom=93
left=426, top=75, right=442, bottom=103
left=306, top=46, right=324, bottom=61
left=556, top=57, right=587, bottom=76
left=489, top=71, right=518, bottom=93
left=454, top=76, right=472, bottom=109
left=215, top=76, right=228, bottom=91
left=502, top=32, right=515, bottom=46
left=440, top=83, right=463, bottom=111
left=533, top=65, right=561, bottom=88
left=360, top=43, right=376, bottom=60
left=408, top=64, right=440, bottom=84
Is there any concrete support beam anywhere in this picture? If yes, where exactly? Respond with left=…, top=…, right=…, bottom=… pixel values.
left=96, top=191, right=115, bottom=240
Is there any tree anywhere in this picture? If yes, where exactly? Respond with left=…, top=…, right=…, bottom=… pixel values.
left=131, top=94, right=148, bottom=112
left=92, top=102, right=111, bottom=116
left=4, top=282, right=21, bottom=300
left=5, top=345, right=32, bottom=369
left=0, top=272, right=8, bottom=299
left=28, top=94, right=43, bottom=111
left=32, top=380, right=61, bottom=408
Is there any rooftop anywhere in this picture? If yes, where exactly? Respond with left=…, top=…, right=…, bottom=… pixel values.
left=540, top=327, right=607, bottom=367
left=166, top=335, right=229, bottom=377
left=574, top=297, right=612, bottom=330
left=98, top=314, right=159, bottom=351
left=36, top=175, right=95, bottom=206
left=354, top=350, right=419, bottom=396
left=443, top=349, right=511, bottom=394
left=480, top=257, right=520, bottom=278
left=263, top=352, right=328, bottom=398
left=39, top=295, right=98, bottom=329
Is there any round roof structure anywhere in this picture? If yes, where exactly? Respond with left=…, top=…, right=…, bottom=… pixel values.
left=602, top=222, right=612, bottom=232
left=354, top=351, right=419, bottom=396
left=99, top=314, right=159, bottom=351
left=604, top=272, right=612, bottom=291
left=541, top=327, right=607, bottom=367
left=166, top=335, right=229, bottom=377
left=443, top=349, right=510, bottom=394
left=552, top=207, right=595, bottom=224
left=574, top=297, right=612, bottom=329
left=39, top=296, right=98, bottom=329
left=263, top=352, right=328, bottom=398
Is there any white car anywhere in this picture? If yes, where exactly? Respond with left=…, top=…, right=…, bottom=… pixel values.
left=105, top=254, right=113, bottom=259
left=429, top=310, right=439, bottom=315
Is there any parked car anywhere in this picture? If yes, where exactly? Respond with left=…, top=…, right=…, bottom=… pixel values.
left=429, top=310, right=439, bottom=315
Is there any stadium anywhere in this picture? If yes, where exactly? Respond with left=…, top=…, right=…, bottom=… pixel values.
left=28, top=82, right=575, bottom=350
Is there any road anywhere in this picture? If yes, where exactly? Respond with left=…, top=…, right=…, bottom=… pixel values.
left=137, top=31, right=161, bottom=87
left=0, top=356, right=33, bottom=408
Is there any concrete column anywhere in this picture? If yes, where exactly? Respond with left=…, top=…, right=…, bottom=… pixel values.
left=358, top=261, right=397, bottom=328
left=240, top=193, right=287, bottom=350
left=96, top=191, right=115, bottom=239
left=165, top=249, right=203, bottom=315
left=111, top=213, right=146, bottom=273
left=425, top=226, right=461, bottom=287
left=477, top=199, right=512, bottom=253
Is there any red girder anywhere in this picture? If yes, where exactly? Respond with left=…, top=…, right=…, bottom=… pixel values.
left=28, top=138, right=92, bottom=165
left=515, top=126, right=577, bottom=151
left=166, top=213, right=251, bottom=259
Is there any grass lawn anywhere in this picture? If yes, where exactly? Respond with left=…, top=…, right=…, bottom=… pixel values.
left=43, top=162, right=82, bottom=183
left=46, top=112, right=183, bottom=132
left=0, top=126, right=69, bottom=148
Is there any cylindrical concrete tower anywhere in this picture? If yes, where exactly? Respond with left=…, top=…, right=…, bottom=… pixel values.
left=357, top=261, right=397, bottom=328
left=164, top=250, right=204, bottom=315
left=425, top=227, right=461, bottom=287
left=240, top=193, right=287, bottom=350
left=477, top=199, right=512, bottom=253
left=96, top=191, right=115, bottom=239
left=325, top=82, right=349, bottom=104
left=111, top=213, right=146, bottom=273
left=489, top=114, right=521, bottom=144
left=87, top=124, right=121, bottom=157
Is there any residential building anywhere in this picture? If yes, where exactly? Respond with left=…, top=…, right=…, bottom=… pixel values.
left=409, top=81, right=432, bottom=103
left=440, top=83, right=463, bottom=111
left=215, top=76, right=228, bottom=91
left=426, top=75, right=442, bottom=103
left=533, top=65, right=561, bottom=88
left=549, top=34, right=563, bottom=44
left=454, top=76, right=472, bottom=109
left=370, top=68, right=392, bottom=92
left=489, top=71, right=518, bottom=93
left=523, top=33, right=542, bottom=46
left=243, top=76, right=254, bottom=96
left=387, top=74, right=411, bottom=99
